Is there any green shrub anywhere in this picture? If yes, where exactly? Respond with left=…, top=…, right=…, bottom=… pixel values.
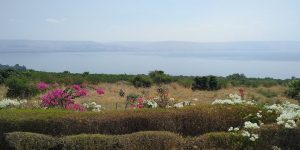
left=192, top=76, right=220, bottom=91
left=149, top=70, right=172, bottom=84
left=5, top=76, right=39, bottom=99
left=185, top=132, right=252, bottom=150
left=285, top=80, right=300, bottom=101
left=0, top=69, right=18, bottom=84
left=3, top=132, right=61, bottom=150
left=62, top=134, right=121, bottom=150
left=226, top=73, right=246, bottom=86
left=62, top=131, right=182, bottom=150
left=131, top=75, right=152, bottom=88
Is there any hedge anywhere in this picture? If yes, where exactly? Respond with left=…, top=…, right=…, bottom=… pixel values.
left=0, top=105, right=275, bottom=138
left=2, top=126, right=300, bottom=150
left=3, top=132, right=61, bottom=150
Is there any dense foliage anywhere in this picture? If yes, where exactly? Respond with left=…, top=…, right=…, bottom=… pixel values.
left=149, top=70, right=172, bottom=84
left=5, top=76, right=39, bottom=99
left=131, top=75, right=152, bottom=88
left=286, top=80, right=300, bottom=101
left=192, top=76, right=221, bottom=91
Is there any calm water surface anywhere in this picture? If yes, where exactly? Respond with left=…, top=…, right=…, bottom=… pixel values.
left=0, top=52, right=299, bottom=79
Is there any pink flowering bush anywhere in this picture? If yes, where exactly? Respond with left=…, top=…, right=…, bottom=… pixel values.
left=125, top=94, right=145, bottom=109
left=65, top=103, right=85, bottom=111
left=36, top=82, right=49, bottom=90
left=135, top=97, right=144, bottom=108
left=41, top=84, right=86, bottom=111
left=96, top=88, right=105, bottom=96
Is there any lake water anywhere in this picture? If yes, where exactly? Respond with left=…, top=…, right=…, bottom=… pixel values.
left=0, top=51, right=299, bottom=79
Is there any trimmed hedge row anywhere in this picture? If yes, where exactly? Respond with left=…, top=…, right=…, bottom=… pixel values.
left=0, top=105, right=276, bottom=137
left=3, top=125, right=300, bottom=150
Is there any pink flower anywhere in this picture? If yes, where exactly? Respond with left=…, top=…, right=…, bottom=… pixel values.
left=72, top=85, right=81, bottom=91
left=36, top=82, right=49, bottom=90
left=41, top=86, right=87, bottom=111
left=136, top=97, right=144, bottom=108
left=96, top=88, right=105, bottom=96
left=75, top=89, right=87, bottom=97
left=66, top=103, right=85, bottom=112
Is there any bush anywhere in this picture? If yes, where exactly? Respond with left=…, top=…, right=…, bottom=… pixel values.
left=3, top=132, right=61, bottom=150
left=149, top=70, right=172, bottom=84
left=0, top=69, right=17, bottom=84
left=192, top=76, right=220, bottom=91
left=0, top=105, right=274, bottom=137
left=131, top=75, right=152, bottom=88
left=62, top=131, right=182, bottom=150
left=2, top=127, right=300, bottom=150
left=184, top=125, right=300, bottom=150
left=286, top=80, right=300, bottom=101
left=5, top=76, right=39, bottom=99
left=226, top=73, right=247, bottom=86
left=185, top=132, right=252, bottom=150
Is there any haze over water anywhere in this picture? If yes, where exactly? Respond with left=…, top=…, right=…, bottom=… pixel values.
left=0, top=40, right=299, bottom=79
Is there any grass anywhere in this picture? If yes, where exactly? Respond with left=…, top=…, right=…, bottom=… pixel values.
left=1, top=82, right=296, bottom=110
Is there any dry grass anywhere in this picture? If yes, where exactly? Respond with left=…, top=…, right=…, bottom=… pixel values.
left=0, top=82, right=297, bottom=110
left=0, top=86, right=7, bottom=99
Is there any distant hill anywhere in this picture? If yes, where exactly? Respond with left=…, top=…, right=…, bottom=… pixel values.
left=0, top=39, right=300, bottom=61
left=1, top=39, right=300, bottom=53
left=0, top=64, right=26, bottom=71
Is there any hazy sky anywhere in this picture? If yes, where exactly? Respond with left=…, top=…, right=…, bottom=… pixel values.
left=1, top=0, right=300, bottom=42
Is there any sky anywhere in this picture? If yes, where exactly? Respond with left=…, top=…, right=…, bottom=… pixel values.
left=1, top=0, right=300, bottom=42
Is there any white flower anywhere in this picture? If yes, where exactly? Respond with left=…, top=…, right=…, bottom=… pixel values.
left=256, top=113, right=262, bottom=118
left=234, top=127, right=239, bottom=131
left=241, top=131, right=250, bottom=137
left=169, top=98, right=175, bottom=101
left=271, top=146, right=281, bottom=150
left=95, top=105, right=102, bottom=108
left=265, top=102, right=300, bottom=128
left=83, top=102, right=103, bottom=112
left=249, top=137, right=255, bottom=141
left=244, top=121, right=260, bottom=129
left=248, top=133, right=259, bottom=141
left=212, top=94, right=256, bottom=105
left=228, top=127, right=233, bottom=131
left=144, top=100, right=158, bottom=108
left=0, top=98, right=27, bottom=109
left=174, top=103, right=184, bottom=108
left=284, top=120, right=296, bottom=128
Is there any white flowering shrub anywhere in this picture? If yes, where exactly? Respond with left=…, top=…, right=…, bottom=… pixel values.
left=228, top=120, right=262, bottom=142
left=143, top=100, right=158, bottom=108
left=220, top=93, right=300, bottom=143
left=173, top=101, right=194, bottom=108
left=83, top=102, right=102, bottom=112
left=212, top=93, right=255, bottom=105
left=265, top=102, right=300, bottom=129
left=0, top=98, right=27, bottom=109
